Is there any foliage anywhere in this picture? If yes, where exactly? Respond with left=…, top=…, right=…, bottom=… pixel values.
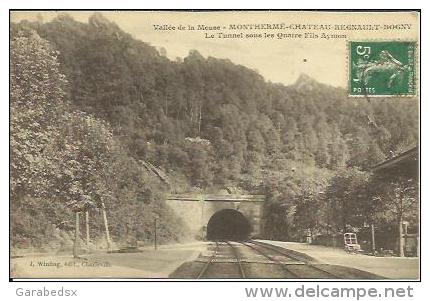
left=260, top=161, right=333, bottom=241
left=369, top=175, right=418, bottom=226
left=14, top=15, right=418, bottom=194
left=323, top=168, right=371, bottom=233
left=10, top=27, right=189, bottom=248
left=10, top=29, right=67, bottom=198
left=11, top=14, right=419, bottom=246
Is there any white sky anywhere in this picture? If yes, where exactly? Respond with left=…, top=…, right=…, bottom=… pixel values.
left=11, top=11, right=419, bottom=87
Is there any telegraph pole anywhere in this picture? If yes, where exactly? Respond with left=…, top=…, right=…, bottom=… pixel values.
left=399, top=219, right=405, bottom=257
left=85, top=210, right=90, bottom=247
left=73, top=212, right=80, bottom=258
left=101, top=202, right=112, bottom=252
left=371, top=224, right=376, bottom=255
left=154, top=217, right=158, bottom=251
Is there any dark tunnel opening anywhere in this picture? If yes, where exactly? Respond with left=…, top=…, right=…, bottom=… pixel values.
left=206, top=209, right=251, bottom=241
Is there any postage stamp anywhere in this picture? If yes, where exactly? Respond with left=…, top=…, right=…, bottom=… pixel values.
left=349, top=41, right=416, bottom=97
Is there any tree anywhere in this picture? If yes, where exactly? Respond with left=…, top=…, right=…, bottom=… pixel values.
left=323, top=168, right=371, bottom=233
left=293, top=188, right=324, bottom=241
left=11, top=28, right=117, bottom=254
left=370, top=175, right=418, bottom=256
left=12, top=14, right=419, bottom=249
left=184, top=142, right=214, bottom=188
left=10, top=28, right=67, bottom=198
left=247, top=128, right=265, bottom=153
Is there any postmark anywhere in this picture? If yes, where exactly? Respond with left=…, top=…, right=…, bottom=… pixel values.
left=349, top=41, right=416, bottom=97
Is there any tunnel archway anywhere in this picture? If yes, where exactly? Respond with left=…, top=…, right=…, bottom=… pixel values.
left=206, top=209, right=251, bottom=241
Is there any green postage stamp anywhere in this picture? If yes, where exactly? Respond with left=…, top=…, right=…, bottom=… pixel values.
left=349, top=41, right=416, bottom=97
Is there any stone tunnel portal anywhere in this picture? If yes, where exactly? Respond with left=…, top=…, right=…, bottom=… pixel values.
left=206, top=209, right=251, bottom=241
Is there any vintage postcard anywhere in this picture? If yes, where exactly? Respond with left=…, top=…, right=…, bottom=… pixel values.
left=10, top=10, right=420, bottom=280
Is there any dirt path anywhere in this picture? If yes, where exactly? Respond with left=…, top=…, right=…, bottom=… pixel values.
left=259, top=240, right=419, bottom=280
left=11, top=242, right=206, bottom=279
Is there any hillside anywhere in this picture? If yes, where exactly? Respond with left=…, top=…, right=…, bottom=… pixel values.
left=11, top=13, right=419, bottom=246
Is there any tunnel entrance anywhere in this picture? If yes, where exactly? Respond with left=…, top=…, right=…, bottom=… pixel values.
left=206, top=209, right=251, bottom=241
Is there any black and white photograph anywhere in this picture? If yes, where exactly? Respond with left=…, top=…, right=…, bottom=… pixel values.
left=9, top=10, right=420, bottom=281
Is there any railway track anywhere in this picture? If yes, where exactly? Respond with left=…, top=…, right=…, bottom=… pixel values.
left=238, top=241, right=301, bottom=278
left=197, top=241, right=245, bottom=279
left=170, top=240, right=383, bottom=279
left=241, top=240, right=340, bottom=279
left=225, top=240, right=246, bottom=278
left=196, top=240, right=339, bottom=279
left=197, top=241, right=219, bottom=279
